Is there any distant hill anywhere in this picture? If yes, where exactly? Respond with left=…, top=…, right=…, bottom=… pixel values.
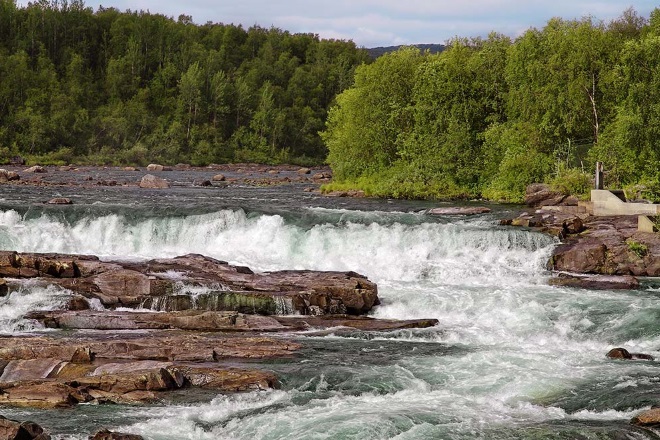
left=366, top=44, right=446, bottom=59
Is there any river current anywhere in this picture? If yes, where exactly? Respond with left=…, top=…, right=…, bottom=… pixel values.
left=0, top=170, right=659, bottom=439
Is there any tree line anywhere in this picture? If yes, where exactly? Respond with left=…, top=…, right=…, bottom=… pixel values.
left=0, top=0, right=369, bottom=166
left=323, top=8, right=660, bottom=201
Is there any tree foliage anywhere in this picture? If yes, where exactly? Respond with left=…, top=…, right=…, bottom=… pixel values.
left=0, top=0, right=370, bottom=165
left=323, top=8, right=658, bottom=200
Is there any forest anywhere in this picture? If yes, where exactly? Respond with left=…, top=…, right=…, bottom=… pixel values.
left=323, top=8, right=660, bottom=201
left=0, top=0, right=369, bottom=166
left=1, top=2, right=660, bottom=201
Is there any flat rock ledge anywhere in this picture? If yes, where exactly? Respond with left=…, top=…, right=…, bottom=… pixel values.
left=0, top=251, right=379, bottom=315
left=0, top=251, right=438, bottom=414
left=503, top=206, right=660, bottom=288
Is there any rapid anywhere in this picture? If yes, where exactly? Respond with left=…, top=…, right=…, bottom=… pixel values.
left=0, top=178, right=659, bottom=439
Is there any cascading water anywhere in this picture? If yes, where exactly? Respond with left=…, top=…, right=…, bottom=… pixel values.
left=0, top=203, right=659, bottom=439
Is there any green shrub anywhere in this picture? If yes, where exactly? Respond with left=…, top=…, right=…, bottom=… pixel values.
left=626, top=240, right=648, bottom=258
left=549, top=165, right=591, bottom=198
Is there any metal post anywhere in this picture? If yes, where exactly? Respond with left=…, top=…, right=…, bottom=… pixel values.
left=595, top=162, right=603, bottom=190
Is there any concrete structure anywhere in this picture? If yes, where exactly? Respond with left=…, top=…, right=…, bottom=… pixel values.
left=591, top=190, right=660, bottom=216
left=638, top=215, right=657, bottom=233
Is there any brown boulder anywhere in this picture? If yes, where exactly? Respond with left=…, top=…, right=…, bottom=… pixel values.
left=139, top=174, right=169, bottom=189
left=212, top=174, right=226, bottom=181
left=0, top=416, right=50, bottom=440
left=606, top=347, right=654, bottom=361
left=632, top=408, right=660, bottom=426
left=552, top=239, right=607, bottom=273
left=297, top=167, right=311, bottom=175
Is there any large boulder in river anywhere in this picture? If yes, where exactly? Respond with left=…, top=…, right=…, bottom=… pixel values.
left=139, top=174, right=169, bottom=189
left=0, top=415, right=50, bottom=439
left=551, top=239, right=607, bottom=273
left=632, top=408, right=660, bottom=426
left=146, top=163, right=166, bottom=172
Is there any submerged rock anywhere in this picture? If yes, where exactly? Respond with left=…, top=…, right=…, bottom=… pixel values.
left=90, top=429, right=144, bottom=440
left=427, top=207, right=491, bottom=216
left=606, top=347, right=654, bottom=361
left=549, top=274, right=639, bottom=290
left=46, top=197, right=72, bottom=205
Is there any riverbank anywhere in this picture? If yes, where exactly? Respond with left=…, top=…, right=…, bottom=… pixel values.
left=502, top=184, right=660, bottom=289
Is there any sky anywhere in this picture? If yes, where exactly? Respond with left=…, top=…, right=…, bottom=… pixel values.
left=17, top=0, right=659, bottom=48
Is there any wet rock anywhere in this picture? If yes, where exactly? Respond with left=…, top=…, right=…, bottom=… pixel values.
left=123, top=167, right=137, bottom=171
left=173, top=366, right=277, bottom=391
left=427, top=207, right=491, bottom=216
left=0, top=278, right=7, bottom=297
left=552, top=239, right=607, bottom=273
left=66, top=296, right=91, bottom=311
left=193, top=179, right=212, bottom=187
left=24, top=166, right=46, bottom=173
left=174, top=163, right=191, bottom=170
left=89, top=429, right=144, bottom=440
left=274, top=315, right=439, bottom=331
left=606, top=347, right=654, bottom=361
left=632, top=408, right=660, bottom=426
left=0, top=416, right=51, bottom=440
left=549, top=274, right=639, bottom=290
left=0, top=381, right=86, bottom=408
left=46, top=198, right=72, bottom=205
left=297, top=167, right=311, bottom=175
left=212, top=174, right=226, bottom=181
left=6, top=171, right=19, bottom=181
left=139, top=174, right=169, bottom=189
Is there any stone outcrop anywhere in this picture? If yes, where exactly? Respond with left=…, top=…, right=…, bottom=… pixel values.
left=525, top=183, right=578, bottom=207
left=0, top=252, right=379, bottom=314
left=139, top=174, right=169, bottom=189
left=0, top=250, right=437, bottom=415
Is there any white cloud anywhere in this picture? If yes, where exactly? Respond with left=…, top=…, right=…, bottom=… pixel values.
left=15, top=0, right=659, bottom=47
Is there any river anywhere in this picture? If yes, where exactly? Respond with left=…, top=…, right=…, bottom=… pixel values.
left=0, top=168, right=658, bottom=439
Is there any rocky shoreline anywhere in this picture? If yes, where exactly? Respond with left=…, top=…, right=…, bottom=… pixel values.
left=502, top=184, right=660, bottom=289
